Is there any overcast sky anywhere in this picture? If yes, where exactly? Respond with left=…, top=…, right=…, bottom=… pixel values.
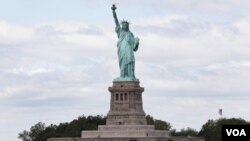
left=0, top=0, right=250, bottom=141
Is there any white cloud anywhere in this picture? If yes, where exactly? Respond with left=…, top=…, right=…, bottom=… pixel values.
left=0, top=21, right=36, bottom=44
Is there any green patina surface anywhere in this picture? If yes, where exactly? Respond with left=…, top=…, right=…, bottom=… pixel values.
left=111, top=4, right=140, bottom=82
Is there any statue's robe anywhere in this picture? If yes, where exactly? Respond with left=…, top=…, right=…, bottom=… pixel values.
left=116, top=26, right=139, bottom=78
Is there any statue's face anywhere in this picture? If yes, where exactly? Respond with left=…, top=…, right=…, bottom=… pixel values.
left=121, top=22, right=129, bottom=31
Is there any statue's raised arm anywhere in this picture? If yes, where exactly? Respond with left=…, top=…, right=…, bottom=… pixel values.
left=111, top=4, right=119, bottom=27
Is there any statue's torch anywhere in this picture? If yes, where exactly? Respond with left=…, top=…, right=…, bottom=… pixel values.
left=111, top=3, right=117, bottom=11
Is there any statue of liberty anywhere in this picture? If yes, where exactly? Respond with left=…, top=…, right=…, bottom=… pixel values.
left=111, top=4, right=140, bottom=82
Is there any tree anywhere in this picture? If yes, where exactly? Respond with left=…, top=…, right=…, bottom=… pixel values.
left=18, top=122, right=46, bottom=141
left=146, top=115, right=154, bottom=125
left=18, top=115, right=106, bottom=141
left=146, top=115, right=172, bottom=130
left=18, top=130, right=31, bottom=141
left=198, top=118, right=250, bottom=141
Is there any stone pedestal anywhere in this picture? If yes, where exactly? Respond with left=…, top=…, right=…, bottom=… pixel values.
left=106, top=81, right=146, bottom=125
left=81, top=81, right=170, bottom=140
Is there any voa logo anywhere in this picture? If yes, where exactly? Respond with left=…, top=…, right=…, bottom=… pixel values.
left=226, top=129, right=246, bottom=136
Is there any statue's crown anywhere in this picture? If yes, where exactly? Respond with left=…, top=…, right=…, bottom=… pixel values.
left=121, top=19, right=130, bottom=24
